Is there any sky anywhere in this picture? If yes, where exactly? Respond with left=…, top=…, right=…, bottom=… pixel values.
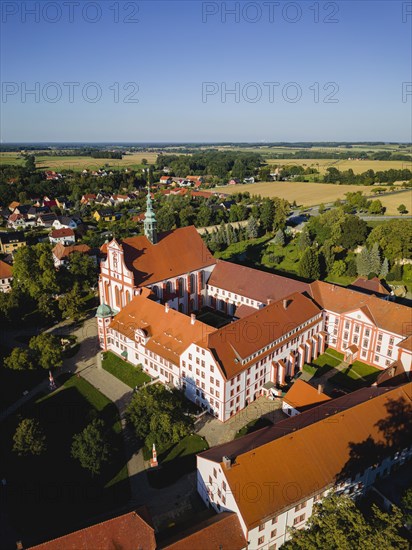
left=0, top=0, right=411, bottom=142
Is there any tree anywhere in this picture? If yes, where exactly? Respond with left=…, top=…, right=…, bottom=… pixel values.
left=29, top=333, right=63, bottom=370
left=297, top=229, right=311, bottom=252
left=401, top=487, right=412, bottom=529
left=13, top=418, right=46, bottom=456
left=126, top=384, right=193, bottom=451
left=397, top=204, right=408, bottom=214
left=246, top=216, right=259, bottom=239
left=4, top=348, right=34, bottom=371
left=68, top=252, right=97, bottom=291
left=260, top=198, right=275, bottom=233
left=318, top=203, right=326, bottom=214
left=379, top=257, right=389, bottom=279
left=156, top=206, right=175, bottom=231
left=338, top=215, right=368, bottom=250
left=273, top=229, right=285, bottom=246
left=331, top=260, right=347, bottom=277
left=284, top=493, right=409, bottom=550
left=369, top=242, right=381, bottom=275
left=320, top=240, right=335, bottom=274
left=141, top=158, right=148, bottom=165
left=298, top=248, right=320, bottom=280
left=368, top=199, right=384, bottom=215
left=356, top=247, right=371, bottom=277
left=367, top=219, right=412, bottom=262
left=71, top=419, right=110, bottom=476
left=196, top=204, right=212, bottom=227
left=58, top=284, right=85, bottom=321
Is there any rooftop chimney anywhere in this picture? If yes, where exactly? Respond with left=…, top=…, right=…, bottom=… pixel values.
left=318, top=384, right=324, bottom=394
left=165, top=302, right=169, bottom=313
left=283, top=299, right=289, bottom=310
left=191, top=313, right=196, bottom=325
left=16, top=543, right=23, bottom=550
left=267, top=298, right=273, bottom=305
left=222, top=456, right=231, bottom=469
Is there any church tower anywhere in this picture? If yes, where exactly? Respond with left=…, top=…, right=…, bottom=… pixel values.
left=143, top=184, right=158, bottom=244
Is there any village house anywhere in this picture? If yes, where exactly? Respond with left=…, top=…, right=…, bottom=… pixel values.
left=0, top=231, right=26, bottom=254
left=93, top=210, right=118, bottom=223
left=81, top=193, right=97, bottom=205
left=51, top=216, right=78, bottom=230
left=52, top=243, right=93, bottom=268
left=49, top=228, right=76, bottom=246
left=36, top=213, right=58, bottom=228
left=0, top=259, right=13, bottom=292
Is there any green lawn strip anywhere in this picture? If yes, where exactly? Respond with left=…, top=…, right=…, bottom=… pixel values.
left=147, top=434, right=209, bottom=489
left=0, top=374, right=129, bottom=546
left=330, top=361, right=381, bottom=390
left=235, top=417, right=273, bottom=439
left=102, top=351, right=150, bottom=388
left=324, top=348, right=344, bottom=360
left=302, top=350, right=342, bottom=379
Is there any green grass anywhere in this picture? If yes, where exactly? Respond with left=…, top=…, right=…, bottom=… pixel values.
left=302, top=350, right=343, bottom=378
left=147, top=434, right=209, bottom=488
left=235, top=417, right=273, bottom=439
left=102, top=351, right=151, bottom=388
left=0, top=374, right=129, bottom=547
left=331, top=361, right=381, bottom=390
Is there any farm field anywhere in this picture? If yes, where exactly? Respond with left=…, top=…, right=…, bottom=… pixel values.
left=263, top=158, right=411, bottom=174
left=0, top=151, right=159, bottom=171
left=377, top=190, right=412, bottom=215
left=216, top=181, right=377, bottom=206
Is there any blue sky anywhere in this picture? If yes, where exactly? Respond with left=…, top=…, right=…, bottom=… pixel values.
left=1, top=0, right=411, bottom=142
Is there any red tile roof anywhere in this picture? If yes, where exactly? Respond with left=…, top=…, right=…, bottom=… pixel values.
left=162, top=512, right=247, bottom=550
left=208, top=260, right=310, bottom=305
left=205, top=292, right=321, bottom=379
left=120, top=226, right=216, bottom=287
left=29, top=508, right=156, bottom=550
left=0, top=259, right=13, bottom=279
left=52, top=243, right=91, bottom=260
left=200, top=383, right=412, bottom=529
left=283, top=379, right=331, bottom=412
left=50, top=228, right=75, bottom=239
left=110, top=292, right=213, bottom=365
left=351, top=277, right=390, bottom=296
left=309, top=280, right=412, bottom=337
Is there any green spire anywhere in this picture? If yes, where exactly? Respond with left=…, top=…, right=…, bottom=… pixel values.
left=144, top=184, right=157, bottom=244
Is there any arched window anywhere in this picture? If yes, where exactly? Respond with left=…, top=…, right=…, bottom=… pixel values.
left=115, top=287, right=121, bottom=308
left=104, top=281, right=110, bottom=305
left=152, top=286, right=158, bottom=298
left=190, top=299, right=195, bottom=312
left=178, top=277, right=184, bottom=297
left=190, top=274, right=196, bottom=294
left=125, top=290, right=131, bottom=304
left=199, top=270, right=204, bottom=290
left=166, top=281, right=173, bottom=294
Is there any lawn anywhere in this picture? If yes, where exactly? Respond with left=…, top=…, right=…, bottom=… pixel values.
left=235, top=417, right=273, bottom=439
left=331, top=360, right=381, bottom=390
left=196, top=308, right=232, bottom=329
left=102, top=351, right=151, bottom=388
left=0, top=374, right=129, bottom=547
left=302, top=349, right=343, bottom=378
left=147, top=434, right=209, bottom=489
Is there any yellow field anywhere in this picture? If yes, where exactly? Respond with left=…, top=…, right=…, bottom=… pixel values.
left=0, top=152, right=158, bottom=171
left=264, top=158, right=411, bottom=174
left=215, top=181, right=387, bottom=207
left=377, top=190, right=412, bottom=215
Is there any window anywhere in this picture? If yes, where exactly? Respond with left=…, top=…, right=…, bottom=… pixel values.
left=345, top=321, right=350, bottom=329
left=271, top=529, right=277, bottom=538
left=210, top=376, right=214, bottom=384
left=354, top=325, right=360, bottom=333
left=376, top=345, right=381, bottom=352
left=222, top=481, right=226, bottom=491
left=216, top=391, right=220, bottom=398
left=272, top=517, right=277, bottom=524
left=389, top=337, right=394, bottom=346
left=210, top=365, right=214, bottom=373
left=222, top=494, right=226, bottom=504
left=295, top=502, right=306, bottom=512
left=216, top=380, right=220, bottom=387
left=378, top=333, right=383, bottom=342
left=344, top=332, right=349, bottom=341
left=293, top=514, right=305, bottom=525
left=258, top=536, right=265, bottom=545
left=259, top=524, right=265, bottom=532
left=365, top=329, right=370, bottom=337
left=213, top=468, right=217, bottom=478
left=387, top=349, right=392, bottom=357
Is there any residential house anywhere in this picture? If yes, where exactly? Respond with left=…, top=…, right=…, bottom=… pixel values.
left=228, top=179, right=240, bottom=185
left=44, top=170, right=61, bottom=180
left=81, top=193, right=97, bottom=205
left=52, top=243, right=93, bottom=267
left=52, top=216, right=78, bottom=230
left=159, top=176, right=173, bottom=185
left=0, top=260, right=13, bottom=292
left=0, top=231, right=26, bottom=254
left=37, top=213, right=58, bottom=228
left=93, top=210, right=118, bottom=223
left=49, top=228, right=76, bottom=246
left=8, top=201, right=20, bottom=212
left=243, top=177, right=255, bottom=184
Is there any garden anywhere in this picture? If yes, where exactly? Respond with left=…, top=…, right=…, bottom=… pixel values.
left=102, top=351, right=151, bottom=388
